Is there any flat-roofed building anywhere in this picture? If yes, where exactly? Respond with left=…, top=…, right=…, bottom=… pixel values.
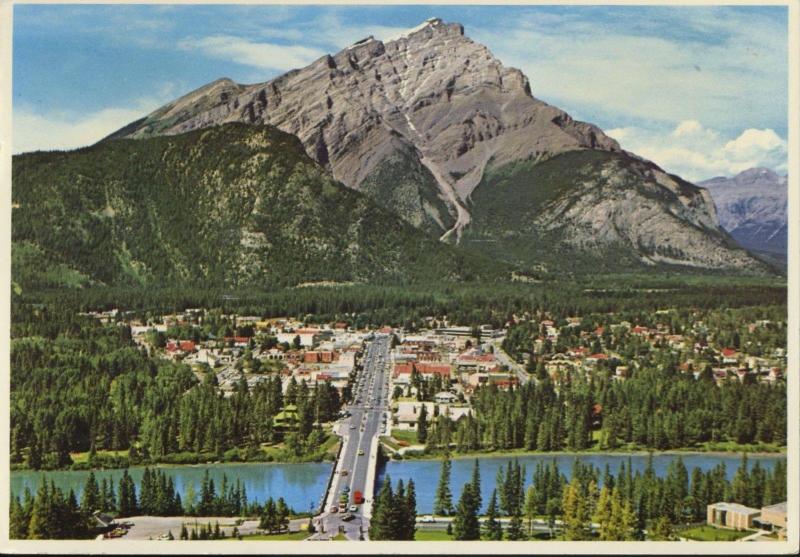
left=759, top=501, right=787, bottom=530
left=707, top=502, right=760, bottom=530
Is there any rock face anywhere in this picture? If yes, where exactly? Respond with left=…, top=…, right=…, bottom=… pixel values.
left=107, top=18, right=619, bottom=242
left=108, top=18, right=767, bottom=273
left=699, top=168, right=788, bottom=259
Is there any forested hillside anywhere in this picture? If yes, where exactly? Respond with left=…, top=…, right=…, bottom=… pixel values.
left=12, top=123, right=501, bottom=291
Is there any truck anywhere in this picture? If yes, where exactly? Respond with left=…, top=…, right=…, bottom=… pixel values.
left=353, top=490, right=364, bottom=505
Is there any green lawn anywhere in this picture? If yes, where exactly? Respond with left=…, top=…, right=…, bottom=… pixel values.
left=391, top=430, right=419, bottom=445
left=679, top=524, right=752, bottom=541
left=415, top=530, right=454, bottom=541
left=230, top=531, right=309, bottom=541
left=69, top=449, right=128, bottom=464
left=380, top=436, right=401, bottom=451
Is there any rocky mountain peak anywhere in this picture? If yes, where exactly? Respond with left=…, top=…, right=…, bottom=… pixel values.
left=103, top=18, right=767, bottom=273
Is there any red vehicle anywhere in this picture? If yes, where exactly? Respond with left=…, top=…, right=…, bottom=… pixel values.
left=352, top=490, right=364, bottom=505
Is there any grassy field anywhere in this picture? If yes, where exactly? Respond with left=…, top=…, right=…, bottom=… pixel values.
left=69, top=449, right=129, bottom=464
left=230, top=531, right=310, bottom=541
left=679, top=524, right=751, bottom=541
left=415, top=530, right=454, bottom=541
left=391, top=430, right=419, bottom=445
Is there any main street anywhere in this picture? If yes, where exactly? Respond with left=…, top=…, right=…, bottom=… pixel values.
left=310, top=334, right=392, bottom=540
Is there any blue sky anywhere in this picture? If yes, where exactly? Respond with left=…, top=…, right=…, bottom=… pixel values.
left=12, top=3, right=789, bottom=181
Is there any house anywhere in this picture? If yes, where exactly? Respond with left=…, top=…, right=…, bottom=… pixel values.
left=455, top=353, right=497, bottom=372
left=166, top=340, right=196, bottom=353
left=277, top=328, right=322, bottom=347
left=434, top=391, right=458, bottom=404
left=720, top=348, right=739, bottom=364
left=393, top=362, right=451, bottom=380
left=707, top=502, right=760, bottom=530
left=303, top=351, right=339, bottom=364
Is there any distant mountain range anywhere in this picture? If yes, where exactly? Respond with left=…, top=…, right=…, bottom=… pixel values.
left=700, top=168, right=788, bottom=263
left=12, top=18, right=773, bottom=290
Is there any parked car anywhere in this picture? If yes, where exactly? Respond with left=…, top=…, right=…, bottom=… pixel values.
left=420, top=515, right=436, bottom=523
left=329, top=506, right=339, bottom=513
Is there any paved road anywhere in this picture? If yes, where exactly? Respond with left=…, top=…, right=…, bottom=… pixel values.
left=491, top=338, right=531, bottom=386
left=311, top=335, right=392, bottom=540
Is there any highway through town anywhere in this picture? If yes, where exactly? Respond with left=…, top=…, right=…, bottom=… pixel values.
left=311, top=335, right=392, bottom=540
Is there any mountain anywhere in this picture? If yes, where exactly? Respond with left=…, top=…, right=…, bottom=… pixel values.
left=699, top=168, right=788, bottom=261
left=107, top=18, right=767, bottom=274
left=12, top=124, right=502, bottom=290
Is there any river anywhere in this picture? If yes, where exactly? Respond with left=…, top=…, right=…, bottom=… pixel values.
left=10, top=461, right=333, bottom=514
left=378, top=452, right=785, bottom=514
left=10, top=453, right=784, bottom=516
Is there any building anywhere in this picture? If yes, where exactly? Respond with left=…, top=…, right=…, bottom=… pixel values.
left=707, top=502, right=760, bottom=530
left=758, top=502, right=787, bottom=532
left=434, top=391, right=458, bottom=404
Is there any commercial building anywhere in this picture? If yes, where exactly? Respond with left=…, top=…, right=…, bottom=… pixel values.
left=706, top=502, right=760, bottom=530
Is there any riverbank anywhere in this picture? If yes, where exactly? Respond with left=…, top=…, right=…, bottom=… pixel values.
left=385, top=443, right=786, bottom=462
left=11, top=435, right=342, bottom=473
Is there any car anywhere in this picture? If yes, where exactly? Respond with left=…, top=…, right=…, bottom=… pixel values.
left=342, top=513, right=355, bottom=522
left=420, top=515, right=436, bottom=523
left=329, top=506, right=339, bottom=513
left=349, top=424, right=356, bottom=429
left=349, top=505, right=358, bottom=512
left=342, top=486, right=350, bottom=493
left=341, top=470, right=349, bottom=476
left=358, top=449, right=365, bottom=456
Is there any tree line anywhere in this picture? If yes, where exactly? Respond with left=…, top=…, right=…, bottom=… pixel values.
left=418, top=453, right=786, bottom=541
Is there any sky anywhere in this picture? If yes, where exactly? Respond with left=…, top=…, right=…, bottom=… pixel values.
left=11, top=3, right=790, bottom=182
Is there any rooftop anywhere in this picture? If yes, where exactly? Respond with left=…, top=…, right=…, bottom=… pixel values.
left=709, top=502, right=761, bottom=514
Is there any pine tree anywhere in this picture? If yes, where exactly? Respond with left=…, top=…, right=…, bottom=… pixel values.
left=453, top=483, right=480, bottom=540
left=561, top=478, right=589, bottom=540
left=593, top=485, right=613, bottom=540
left=470, top=458, right=482, bottom=511
left=484, top=490, right=503, bottom=540
left=524, top=485, right=537, bottom=535
left=405, top=479, right=418, bottom=540
left=507, top=510, right=526, bottom=540
left=80, top=471, right=101, bottom=515
left=417, top=404, right=428, bottom=444
left=433, top=456, right=453, bottom=516
left=649, top=516, right=674, bottom=541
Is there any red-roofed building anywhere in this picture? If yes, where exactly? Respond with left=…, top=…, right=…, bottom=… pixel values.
left=166, top=340, right=196, bottom=353
left=393, top=362, right=451, bottom=379
left=721, top=348, right=739, bottom=364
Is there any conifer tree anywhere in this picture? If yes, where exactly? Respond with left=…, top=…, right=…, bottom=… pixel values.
left=483, top=490, right=503, bottom=540
left=433, top=456, right=453, bottom=516
left=471, top=458, right=482, bottom=511
left=80, top=472, right=101, bottom=515
left=453, top=483, right=480, bottom=540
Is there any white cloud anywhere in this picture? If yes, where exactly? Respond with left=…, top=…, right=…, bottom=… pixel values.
left=12, top=98, right=164, bottom=154
left=470, top=8, right=787, bottom=134
left=606, top=121, right=787, bottom=182
left=178, top=35, right=325, bottom=72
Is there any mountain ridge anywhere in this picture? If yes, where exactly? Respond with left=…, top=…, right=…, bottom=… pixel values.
left=103, top=17, right=769, bottom=275
left=699, top=167, right=788, bottom=260
left=13, top=123, right=505, bottom=291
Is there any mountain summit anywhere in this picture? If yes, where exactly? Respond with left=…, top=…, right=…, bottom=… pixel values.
left=108, top=19, right=767, bottom=274
left=108, top=17, right=620, bottom=241
left=700, top=168, right=788, bottom=260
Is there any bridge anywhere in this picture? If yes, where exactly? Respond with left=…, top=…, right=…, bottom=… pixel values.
left=309, top=335, right=392, bottom=540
